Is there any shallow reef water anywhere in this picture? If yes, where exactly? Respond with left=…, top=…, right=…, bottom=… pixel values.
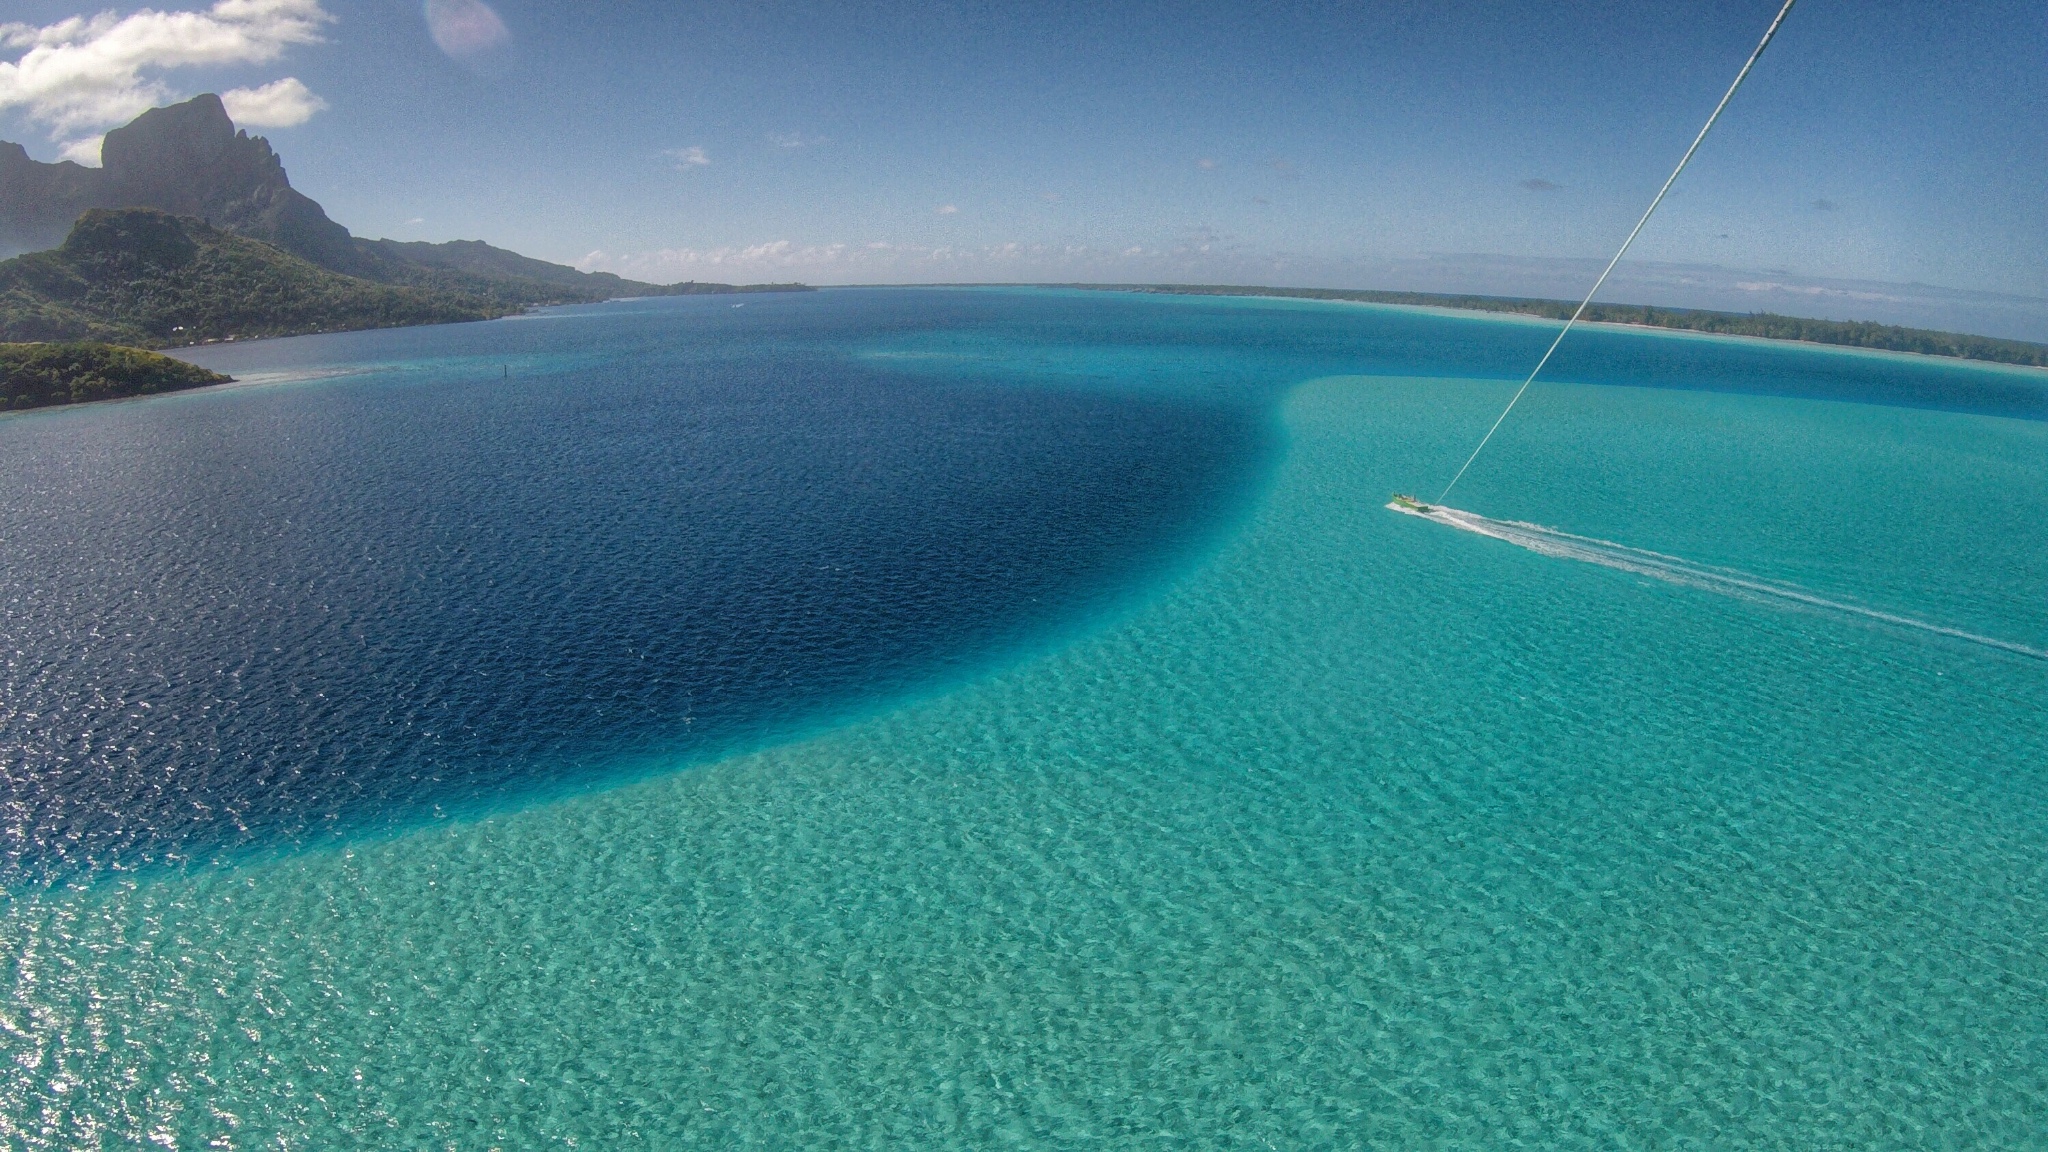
left=2, top=289, right=2045, bottom=1147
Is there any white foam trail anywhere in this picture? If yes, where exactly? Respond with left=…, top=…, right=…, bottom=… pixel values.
left=1388, top=500, right=2048, bottom=662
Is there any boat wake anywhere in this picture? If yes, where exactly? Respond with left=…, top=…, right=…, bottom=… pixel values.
left=1387, top=499, right=2048, bottom=662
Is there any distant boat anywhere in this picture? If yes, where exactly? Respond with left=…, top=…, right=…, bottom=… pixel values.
left=1388, top=493, right=1433, bottom=514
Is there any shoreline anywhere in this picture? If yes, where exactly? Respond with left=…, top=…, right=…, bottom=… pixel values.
left=1401, top=298, right=2048, bottom=376
left=1030, top=283, right=2048, bottom=376
left=165, top=284, right=2048, bottom=377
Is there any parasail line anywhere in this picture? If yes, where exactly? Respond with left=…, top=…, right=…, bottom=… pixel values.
left=1438, top=0, right=1802, bottom=503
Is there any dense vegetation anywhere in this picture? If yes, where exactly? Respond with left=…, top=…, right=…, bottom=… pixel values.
left=0, top=209, right=817, bottom=353
left=0, top=209, right=506, bottom=346
left=1, top=340, right=229, bottom=410
left=1086, top=284, right=2048, bottom=369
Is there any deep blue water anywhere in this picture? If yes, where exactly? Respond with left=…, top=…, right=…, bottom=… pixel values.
left=0, top=291, right=1282, bottom=880
left=1, top=287, right=2042, bottom=883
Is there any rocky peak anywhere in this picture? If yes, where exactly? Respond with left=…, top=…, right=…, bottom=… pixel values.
left=1, top=94, right=357, bottom=271
left=98, top=94, right=285, bottom=215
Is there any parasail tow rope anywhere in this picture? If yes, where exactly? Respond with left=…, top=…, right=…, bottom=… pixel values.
left=1437, top=0, right=1801, bottom=504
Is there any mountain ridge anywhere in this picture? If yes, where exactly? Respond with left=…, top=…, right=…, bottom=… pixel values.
left=0, top=208, right=509, bottom=346
left=0, top=94, right=805, bottom=317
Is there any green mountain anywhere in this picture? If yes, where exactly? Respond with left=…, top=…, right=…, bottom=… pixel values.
left=0, top=94, right=808, bottom=348
left=0, top=209, right=507, bottom=346
left=2, top=94, right=368, bottom=270
left=2, top=340, right=231, bottom=411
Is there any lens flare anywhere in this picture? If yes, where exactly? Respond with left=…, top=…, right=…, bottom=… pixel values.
left=425, top=0, right=510, bottom=60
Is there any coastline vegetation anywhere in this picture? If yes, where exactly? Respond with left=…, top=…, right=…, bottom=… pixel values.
left=1, top=209, right=816, bottom=353
left=1080, top=283, right=2048, bottom=370
left=2, top=340, right=230, bottom=411
left=1, top=209, right=506, bottom=347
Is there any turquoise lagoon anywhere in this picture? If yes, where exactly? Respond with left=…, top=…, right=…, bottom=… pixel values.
left=3, top=289, right=2046, bottom=1147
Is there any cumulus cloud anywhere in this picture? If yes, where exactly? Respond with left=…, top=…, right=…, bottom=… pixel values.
left=665, top=145, right=709, bottom=168
left=424, top=0, right=509, bottom=60
left=579, top=240, right=843, bottom=279
left=0, top=0, right=332, bottom=139
left=57, top=133, right=103, bottom=164
left=1731, top=279, right=1899, bottom=303
left=221, top=75, right=323, bottom=125
left=580, top=239, right=1185, bottom=283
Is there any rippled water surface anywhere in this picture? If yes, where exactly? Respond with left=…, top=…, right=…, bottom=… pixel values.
left=3, top=288, right=2046, bottom=1147
left=0, top=291, right=1276, bottom=877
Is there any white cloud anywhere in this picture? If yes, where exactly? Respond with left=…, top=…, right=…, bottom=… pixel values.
left=936, top=204, right=958, bottom=215
left=578, top=238, right=1265, bottom=285
left=57, top=133, right=104, bottom=165
left=424, top=0, right=509, bottom=60
left=572, top=244, right=2047, bottom=338
left=665, top=145, right=709, bottom=168
left=1195, top=157, right=1217, bottom=170
left=1730, top=280, right=1903, bottom=304
left=0, top=0, right=332, bottom=139
left=581, top=240, right=845, bottom=279
left=221, top=75, right=322, bottom=126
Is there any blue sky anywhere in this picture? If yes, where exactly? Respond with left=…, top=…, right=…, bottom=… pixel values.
left=4, top=0, right=2045, bottom=331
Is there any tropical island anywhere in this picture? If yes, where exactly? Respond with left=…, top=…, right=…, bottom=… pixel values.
left=0, top=94, right=808, bottom=404
left=1, top=340, right=231, bottom=410
left=1073, top=284, right=2048, bottom=370
left=9, top=93, right=2039, bottom=412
